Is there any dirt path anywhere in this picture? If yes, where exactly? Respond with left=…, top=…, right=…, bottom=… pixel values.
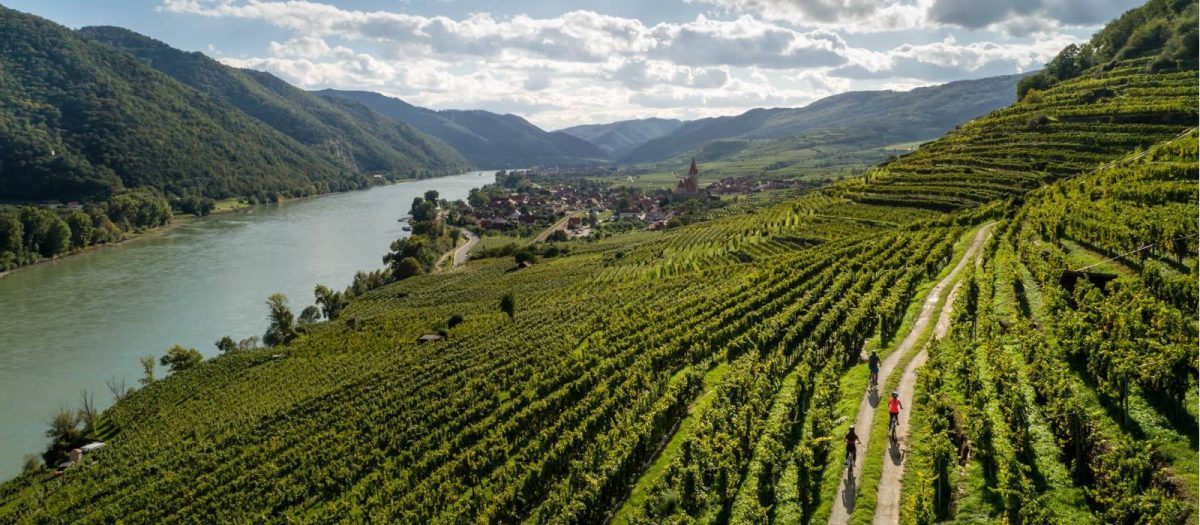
left=533, top=215, right=573, bottom=243
left=870, top=280, right=961, bottom=523
left=870, top=224, right=993, bottom=524
left=453, top=229, right=478, bottom=267
left=828, top=223, right=994, bottom=525
left=435, top=228, right=479, bottom=270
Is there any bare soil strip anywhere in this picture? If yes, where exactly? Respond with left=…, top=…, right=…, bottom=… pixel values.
left=828, top=223, right=993, bottom=525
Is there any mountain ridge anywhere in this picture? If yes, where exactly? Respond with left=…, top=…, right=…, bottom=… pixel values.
left=0, top=6, right=356, bottom=202
left=557, top=118, right=684, bottom=158
left=620, top=73, right=1029, bottom=164
left=316, top=89, right=608, bottom=168
left=77, top=26, right=471, bottom=180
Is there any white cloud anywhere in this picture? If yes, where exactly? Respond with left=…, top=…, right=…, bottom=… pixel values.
left=692, top=0, right=1138, bottom=32
left=268, top=36, right=332, bottom=59
left=688, top=0, right=932, bottom=31
left=832, top=34, right=1077, bottom=80
left=161, top=0, right=1106, bottom=128
left=927, top=0, right=1143, bottom=29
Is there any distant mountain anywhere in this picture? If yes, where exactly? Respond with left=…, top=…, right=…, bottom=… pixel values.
left=316, top=90, right=608, bottom=168
left=78, top=26, right=470, bottom=180
left=0, top=6, right=362, bottom=202
left=621, top=74, right=1028, bottom=164
left=558, top=118, right=684, bottom=158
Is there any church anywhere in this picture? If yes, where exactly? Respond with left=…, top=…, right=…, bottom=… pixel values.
left=674, top=159, right=700, bottom=196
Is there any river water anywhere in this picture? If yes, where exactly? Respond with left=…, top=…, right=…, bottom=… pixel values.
left=0, top=170, right=495, bottom=479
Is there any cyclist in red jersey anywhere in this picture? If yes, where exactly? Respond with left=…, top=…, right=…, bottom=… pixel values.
left=888, top=391, right=903, bottom=433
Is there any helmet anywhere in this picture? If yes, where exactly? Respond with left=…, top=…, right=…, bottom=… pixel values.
left=891, top=391, right=899, bottom=398
left=849, top=424, right=855, bottom=430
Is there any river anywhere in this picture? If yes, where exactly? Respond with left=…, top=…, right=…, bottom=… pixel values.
left=0, top=170, right=495, bottom=479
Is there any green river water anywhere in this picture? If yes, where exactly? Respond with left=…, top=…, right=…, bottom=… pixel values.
left=0, top=171, right=495, bottom=479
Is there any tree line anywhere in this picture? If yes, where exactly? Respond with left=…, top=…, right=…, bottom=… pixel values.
left=0, top=191, right=171, bottom=271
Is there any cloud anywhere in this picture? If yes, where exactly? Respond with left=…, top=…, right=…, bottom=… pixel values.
left=647, top=15, right=847, bottom=68
left=163, top=1, right=848, bottom=68
left=928, top=0, right=1143, bottom=28
left=268, top=36, right=332, bottom=59
left=831, top=34, right=1077, bottom=80
left=160, top=0, right=1114, bottom=128
left=687, top=0, right=931, bottom=31
left=611, top=60, right=730, bottom=89
left=692, top=0, right=1139, bottom=32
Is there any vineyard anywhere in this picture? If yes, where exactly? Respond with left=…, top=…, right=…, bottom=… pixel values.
left=0, top=1, right=1196, bottom=522
left=836, top=61, right=1196, bottom=211
left=900, top=131, right=1198, bottom=524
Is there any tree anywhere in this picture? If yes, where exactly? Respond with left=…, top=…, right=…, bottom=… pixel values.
left=514, top=247, right=538, bottom=266
left=22, top=454, right=43, bottom=473
left=43, top=217, right=72, bottom=257
left=139, top=355, right=156, bottom=385
left=393, top=257, right=424, bottom=280
left=385, top=237, right=435, bottom=278
left=19, top=207, right=71, bottom=257
left=0, top=213, right=23, bottom=255
left=448, top=314, right=465, bottom=328
left=500, top=292, right=516, bottom=320
left=65, top=210, right=95, bottom=249
left=106, top=376, right=131, bottom=402
left=43, top=405, right=82, bottom=466
left=160, top=344, right=203, bottom=373
left=298, top=305, right=321, bottom=324
left=424, top=190, right=440, bottom=202
left=263, top=293, right=296, bottom=347
left=78, top=390, right=97, bottom=430
left=215, top=336, right=237, bottom=353
left=237, top=336, right=260, bottom=351
left=410, top=197, right=437, bottom=222
left=314, top=284, right=347, bottom=320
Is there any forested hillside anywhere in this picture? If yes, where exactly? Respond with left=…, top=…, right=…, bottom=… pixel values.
left=558, top=118, right=684, bottom=158
left=620, top=73, right=1025, bottom=165
left=0, top=0, right=1193, bottom=523
left=78, top=27, right=470, bottom=180
left=0, top=6, right=351, bottom=202
left=318, top=89, right=608, bottom=168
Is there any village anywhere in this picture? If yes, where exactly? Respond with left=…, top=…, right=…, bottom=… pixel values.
left=447, top=161, right=812, bottom=239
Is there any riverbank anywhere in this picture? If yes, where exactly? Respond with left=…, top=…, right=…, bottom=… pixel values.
left=0, top=177, right=448, bottom=280
left=0, top=170, right=496, bottom=480
left=0, top=217, right=195, bottom=280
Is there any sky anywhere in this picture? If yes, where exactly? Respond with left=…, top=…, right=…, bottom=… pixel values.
left=8, top=0, right=1143, bottom=130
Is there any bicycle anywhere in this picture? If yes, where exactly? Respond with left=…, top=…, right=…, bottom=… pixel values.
left=845, top=447, right=856, bottom=473
left=888, top=414, right=899, bottom=443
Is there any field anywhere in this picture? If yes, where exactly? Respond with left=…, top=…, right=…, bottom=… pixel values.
left=0, top=6, right=1196, bottom=523
left=612, top=133, right=901, bottom=190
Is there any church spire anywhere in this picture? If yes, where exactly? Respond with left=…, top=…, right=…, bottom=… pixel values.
left=688, top=158, right=698, bottom=176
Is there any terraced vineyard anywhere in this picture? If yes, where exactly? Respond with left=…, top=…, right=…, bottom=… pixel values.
left=0, top=1, right=1195, bottom=523
left=837, top=61, right=1196, bottom=211
left=901, top=131, right=1198, bottom=524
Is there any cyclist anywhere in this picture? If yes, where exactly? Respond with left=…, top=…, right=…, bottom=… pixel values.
left=867, top=351, right=880, bottom=388
left=845, top=424, right=862, bottom=470
left=888, top=391, right=903, bottom=438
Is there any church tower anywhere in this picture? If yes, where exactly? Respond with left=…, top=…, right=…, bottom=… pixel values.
left=675, top=158, right=700, bottom=195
